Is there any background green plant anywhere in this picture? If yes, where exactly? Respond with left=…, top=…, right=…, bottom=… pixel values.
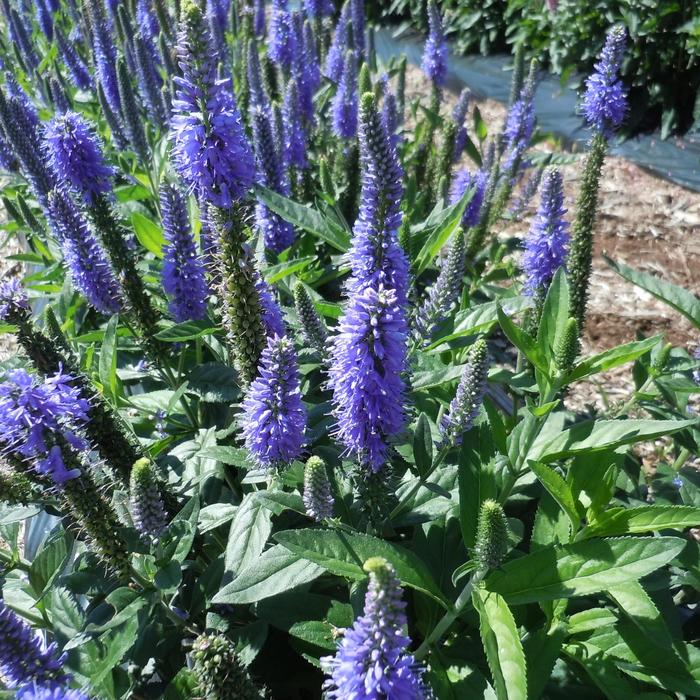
left=373, top=0, right=700, bottom=137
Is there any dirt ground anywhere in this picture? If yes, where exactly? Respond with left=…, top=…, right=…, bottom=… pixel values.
left=404, top=66, right=699, bottom=412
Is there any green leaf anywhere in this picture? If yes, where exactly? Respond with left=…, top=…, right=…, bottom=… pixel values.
left=530, top=418, right=698, bottom=463
left=608, top=581, right=675, bottom=651
left=264, top=256, right=316, bottom=283
left=154, top=320, right=219, bottom=342
left=91, top=616, right=139, bottom=686
left=274, top=528, right=449, bottom=607
left=497, top=305, right=547, bottom=373
left=523, top=622, right=567, bottom=700
left=131, top=211, right=165, bottom=258
left=485, top=537, right=685, bottom=604
left=567, top=336, right=662, bottom=383
left=224, top=494, right=273, bottom=579
left=255, top=185, right=350, bottom=251
left=99, top=315, right=119, bottom=401
left=413, top=413, right=434, bottom=478
left=536, top=269, right=570, bottom=360
left=198, top=446, right=250, bottom=467
left=529, top=462, right=580, bottom=537
left=474, top=589, right=528, bottom=700
left=605, top=256, right=700, bottom=330
left=581, top=505, right=700, bottom=538
left=213, top=545, right=325, bottom=604
left=198, top=504, right=237, bottom=533
left=186, top=363, right=239, bottom=403
left=426, top=297, right=531, bottom=350
left=414, top=189, right=472, bottom=274
left=29, top=530, right=69, bottom=597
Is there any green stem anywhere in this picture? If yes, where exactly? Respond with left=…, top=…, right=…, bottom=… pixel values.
left=415, top=569, right=486, bottom=660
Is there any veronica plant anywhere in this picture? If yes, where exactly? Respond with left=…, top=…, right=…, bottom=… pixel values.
left=0, top=5, right=697, bottom=700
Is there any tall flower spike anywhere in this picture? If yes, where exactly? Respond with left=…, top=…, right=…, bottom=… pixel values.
left=34, top=0, right=54, bottom=40
left=192, top=633, right=265, bottom=700
left=7, top=8, right=40, bottom=72
left=250, top=105, right=295, bottom=253
left=441, top=339, right=489, bottom=446
left=350, top=0, right=365, bottom=55
left=324, top=1, right=350, bottom=82
left=293, top=281, right=328, bottom=353
left=422, top=0, right=447, bottom=88
left=209, top=205, right=267, bottom=384
left=0, top=89, right=56, bottom=205
left=321, top=557, right=430, bottom=699
left=300, top=23, right=320, bottom=121
left=88, top=0, right=120, bottom=114
left=414, top=231, right=465, bottom=340
left=171, top=0, right=255, bottom=209
left=330, top=285, right=408, bottom=472
left=502, top=66, right=536, bottom=173
left=303, top=455, right=334, bottom=520
left=283, top=79, right=308, bottom=170
left=0, top=599, right=69, bottom=689
left=130, top=458, right=169, bottom=539
left=117, top=58, right=149, bottom=163
left=97, top=83, right=129, bottom=151
left=450, top=168, right=487, bottom=229
left=56, top=28, right=91, bottom=90
left=268, top=0, right=297, bottom=71
left=160, top=183, right=210, bottom=322
left=254, top=0, right=266, bottom=36
left=380, top=74, right=401, bottom=149
left=522, top=167, right=569, bottom=296
left=346, top=92, right=409, bottom=303
left=133, top=32, right=168, bottom=130
left=247, top=39, right=271, bottom=113
left=137, top=0, right=160, bottom=40
left=242, top=335, right=306, bottom=470
left=332, top=50, right=360, bottom=140
left=256, top=274, right=286, bottom=339
left=46, top=190, right=122, bottom=315
left=43, top=111, right=113, bottom=205
left=582, top=25, right=627, bottom=137
left=452, top=88, right=471, bottom=160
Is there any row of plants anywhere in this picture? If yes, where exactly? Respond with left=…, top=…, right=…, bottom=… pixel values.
left=371, top=0, right=700, bottom=138
left=0, top=0, right=698, bottom=698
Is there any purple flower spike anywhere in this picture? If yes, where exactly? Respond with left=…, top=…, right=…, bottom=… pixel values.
left=0, top=368, right=89, bottom=486
left=44, top=112, right=113, bottom=205
left=582, top=25, right=627, bottom=136
left=321, top=557, right=431, bottom=699
left=0, top=279, right=29, bottom=321
left=46, top=190, right=122, bottom=315
left=346, top=93, right=409, bottom=305
left=0, top=600, right=69, bottom=689
left=171, top=0, right=255, bottom=208
left=160, top=183, right=210, bottom=322
left=324, top=2, right=350, bottom=82
left=136, top=0, right=160, bottom=41
left=450, top=168, right=487, bottom=229
left=90, top=0, right=120, bottom=114
left=250, top=106, right=296, bottom=252
left=452, top=88, right=471, bottom=160
left=268, top=0, right=297, bottom=71
left=422, top=0, right=447, bottom=87
left=350, top=0, right=365, bottom=55
left=299, top=19, right=321, bottom=120
left=283, top=79, right=308, bottom=170
left=522, top=167, right=569, bottom=295
left=256, top=274, right=286, bottom=338
left=503, top=72, right=536, bottom=172
left=242, top=335, right=306, bottom=469
left=253, top=0, right=266, bottom=36
left=331, top=50, right=359, bottom=139
left=329, top=285, right=408, bottom=472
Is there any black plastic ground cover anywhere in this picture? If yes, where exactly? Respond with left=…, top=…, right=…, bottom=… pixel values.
left=374, top=29, right=700, bottom=193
